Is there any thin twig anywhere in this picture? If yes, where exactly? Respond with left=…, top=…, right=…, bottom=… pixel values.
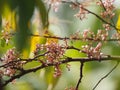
left=75, top=62, right=84, bottom=90
left=92, top=61, right=119, bottom=90
left=99, top=0, right=106, bottom=10
left=82, top=7, right=116, bottom=29
left=30, top=34, right=120, bottom=42
left=61, top=0, right=117, bottom=30
left=2, top=32, right=120, bottom=42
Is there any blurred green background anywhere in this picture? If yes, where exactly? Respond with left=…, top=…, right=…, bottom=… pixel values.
left=0, top=0, right=120, bottom=90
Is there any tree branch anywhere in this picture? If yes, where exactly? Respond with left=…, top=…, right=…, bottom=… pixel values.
left=28, top=35, right=120, bottom=42
left=1, top=56, right=120, bottom=87
left=75, top=62, right=84, bottom=90
left=92, top=61, right=119, bottom=90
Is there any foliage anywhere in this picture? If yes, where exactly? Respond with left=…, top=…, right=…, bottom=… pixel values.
left=0, top=0, right=120, bottom=90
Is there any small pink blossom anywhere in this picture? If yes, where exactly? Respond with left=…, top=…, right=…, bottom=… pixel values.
left=83, top=29, right=90, bottom=39
left=82, top=42, right=103, bottom=59
left=45, top=0, right=62, bottom=12
left=97, top=0, right=115, bottom=18
left=74, top=5, right=88, bottom=20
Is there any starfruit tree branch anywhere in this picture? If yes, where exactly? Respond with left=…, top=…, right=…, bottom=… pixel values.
left=1, top=55, right=120, bottom=87
left=92, top=61, right=119, bottom=90
left=75, top=61, right=84, bottom=90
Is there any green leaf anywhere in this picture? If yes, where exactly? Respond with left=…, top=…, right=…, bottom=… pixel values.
left=6, top=81, right=33, bottom=90
left=15, top=0, right=35, bottom=51
left=65, top=49, right=84, bottom=58
left=23, top=61, right=41, bottom=69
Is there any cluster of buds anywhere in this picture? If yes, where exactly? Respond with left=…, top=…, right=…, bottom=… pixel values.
left=82, top=29, right=94, bottom=39
left=34, top=42, right=65, bottom=63
left=54, top=64, right=62, bottom=77
left=45, top=0, right=62, bottom=12
left=45, top=42, right=65, bottom=63
left=1, top=48, right=19, bottom=63
left=103, top=24, right=111, bottom=31
left=96, top=29, right=108, bottom=41
left=82, top=29, right=108, bottom=41
left=97, top=0, right=115, bottom=18
left=34, top=44, right=45, bottom=56
left=70, top=1, right=89, bottom=20
left=82, top=42, right=103, bottom=59
left=0, top=19, right=15, bottom=45
left=112, top=33, right=120, bottom=39
left=1, top=48, right=23, bottom=76
left=34, top=42, right=65, bottom=77
left=112, top=33, right=120, bottom=44
left=46, top=42, right=65, bottom=77
left=1, top=30, right=12, bottom=45
left=74, top=4, right=89, bottom=20
left=70, top=31, right=80, bottom=40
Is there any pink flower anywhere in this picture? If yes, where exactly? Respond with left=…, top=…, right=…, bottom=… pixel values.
left=45, top=0, right=62, bottom=12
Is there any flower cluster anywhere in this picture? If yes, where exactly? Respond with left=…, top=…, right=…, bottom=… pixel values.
left=72, top=4, right=89, bottom=20
left=34, top=44, right=45, bottom=56
left=54, top=64, right=62, bottom=77
left=97, top=0, right=115, bottom=18
left=34, top=42, right=65, bottom=63
left=45, top=42, right=65, bottom=63
left=70, top=31, right=80, bottom=40
left=96, top=29, right=108, bottom=41
left=1, top=48, right=23, bottom=76
left=1, top=48, right=19, bottom=63
left=82, top=29, right=94, bottom=39
left=112, top=33, right=120, bottom=44
left=82, top=29, right=108, bottom=41
left=1, top=30, right=12, bottom=44
left=45, top=0, right=62, bottom=12
left=82, top=42, right=103, bottom=59
left=0, top=19, right=15, bottom=45
left=103, top=24, right=111, bottom=31
left=34, top=42, right=65, bottom=77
